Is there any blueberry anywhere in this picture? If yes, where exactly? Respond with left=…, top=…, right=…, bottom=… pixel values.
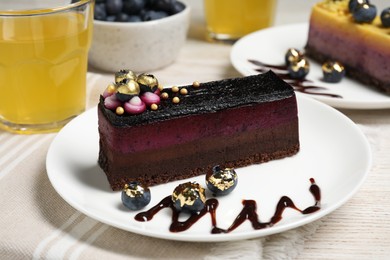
left=322, top=61, right=346, bottom=83
left=352, top=3, right=377, bottom=23
left=170, top=1, right=185, bottom=14
left=285, top=48, right=304, bottom=66
left=141, top=10, right=168, bottom=21
left=94, top=3, right=107, bottom=21
left=123, top=0, right=146, bottom=15
left=121, top=182, right=151, bottom=211
left=381, top=7, right=390, bottom=27
left=348, top=0, right=369, bottom=12
left=106, top=0, right=123, bottom=15
left=145, top=0, right=157, bottom=8
left=206, top=165, right=238, bottom=196
left=172, top=182, right=206, bottom=213
left=106, top=15, right=117, bottom=22
left=152, top=0, right=174, bottom=12
left=128, top=15, right=142, bottom=22
left=288, top=57, right=310, bottom=79
left=115, top=12, right=130, bottom=22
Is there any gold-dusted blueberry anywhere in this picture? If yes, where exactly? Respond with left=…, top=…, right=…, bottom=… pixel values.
left=172, top=182, right=206, bottom=213
left=285, top=48, right=304, bottom=65
left=121, top=182, right=151, bottom=211
left=137, top=73, right=159, bottom=92
left=206, top=165, right=238, bottom=196
left=381, top=7, right=390, bottom=27
left=288, top=57, right=310, bottom=79
left=322, top=61, right=345, bottom=83
left=115, top=69, right=137, bottom=84
left=115, top=79, right=140, bottom=102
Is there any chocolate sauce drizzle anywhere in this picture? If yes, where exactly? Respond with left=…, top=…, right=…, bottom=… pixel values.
left=248, top=59, right=342, bottom=98
left=135, top=178, right=321, bottom=234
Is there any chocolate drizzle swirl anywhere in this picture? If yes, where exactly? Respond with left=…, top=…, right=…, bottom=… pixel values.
left=248, top=59, right=342, bottom=98
left=135, top=178, right=321, bottom=234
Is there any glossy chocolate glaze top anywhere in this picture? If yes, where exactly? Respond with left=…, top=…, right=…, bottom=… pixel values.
left=99, top=71, right=295, bottom=127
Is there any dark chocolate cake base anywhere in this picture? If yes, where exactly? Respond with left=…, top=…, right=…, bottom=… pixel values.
left=305, top=45, right=390, bottom=95
left=98, top=71, right=300, bottom=191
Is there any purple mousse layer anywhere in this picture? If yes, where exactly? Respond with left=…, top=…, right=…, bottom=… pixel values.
left=306, top=20, right=390, bottom=94
left=98, top=72, right=300, bottom=190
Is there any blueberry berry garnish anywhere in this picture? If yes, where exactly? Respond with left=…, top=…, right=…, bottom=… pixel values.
left=285, top=48, right=304, bottom=66
left=94, top=0, right=185, bottom=22
left=115, top=80, right=141, bottom=101
left=121, top=182, right=151, bottom=210
left=351, top=3, right=377, bottom=23
left=206, top=165, right=238, bottom=196
left=288, top=57, right=310, bottom=80
left=348, top=0, right=369, bottom=12
left=381, top=7, right=390, bottom=27
left=322, top=61, right=346, bottom=83
left=171, top=182, right=206, bottom=213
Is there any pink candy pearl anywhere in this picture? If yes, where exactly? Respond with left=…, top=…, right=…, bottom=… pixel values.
left=104, top=94, right=121, bottom=110
left=140, top=92, right=161, bottom=106
left=124, top=96, right=146, bottom=114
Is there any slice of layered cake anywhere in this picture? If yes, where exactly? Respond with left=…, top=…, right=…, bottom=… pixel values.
left=305, top=0, right=390, bottom=94
left=98, top=70, right=299, bottom=191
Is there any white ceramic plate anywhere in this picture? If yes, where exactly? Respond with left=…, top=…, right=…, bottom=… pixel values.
left=46, top=95, right=371, bottom=242
left=231, top=23, right=390, bottom=109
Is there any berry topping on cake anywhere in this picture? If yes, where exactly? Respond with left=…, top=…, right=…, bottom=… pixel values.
left=102, top=70, right=162, bottom=115
left=205, top=165, right=238, bottom=196
left=171, top=182, right=206, bottom=213
left=322, top=61, right=346, bottom=83
left=351, top=3, right=377, bottom=23
left=288, top=57, right=310, bottom=79
left=116, top=80, right=141, bottom=101
left=348, top=0, right=370, bottom=12
left=283, top=48, right=310, bottom=80
left=121, top=182, right=151, bottom=210
left=137, top=73, right=159, bottom=92
left=115, top=69, right=137, bottom=83
left=285, top=48, right=304, bottom=65
left=381, top=7, right=390, bottom=27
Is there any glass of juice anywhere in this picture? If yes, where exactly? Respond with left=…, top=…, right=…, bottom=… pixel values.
left=0, top=0, right=94, bottom=134
left=204, top=0, right=277, bottom=43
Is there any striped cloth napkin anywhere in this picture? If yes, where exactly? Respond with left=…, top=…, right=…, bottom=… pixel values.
left=1, top=72, right=325, bottom=259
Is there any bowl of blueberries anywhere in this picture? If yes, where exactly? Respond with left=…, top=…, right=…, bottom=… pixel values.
left=89, top=0, right=190, bottom=72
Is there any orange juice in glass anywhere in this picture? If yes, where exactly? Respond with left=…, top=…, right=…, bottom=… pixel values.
left=0, top=0, right=94, bottom=134
left=204, top=0, right=277, bottom=42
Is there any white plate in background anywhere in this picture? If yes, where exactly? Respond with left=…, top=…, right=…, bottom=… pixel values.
left=231, top=23, right=390, bottom=109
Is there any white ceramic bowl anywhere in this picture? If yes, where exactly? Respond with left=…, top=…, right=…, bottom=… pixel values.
left=88, top=3, right=190, bottom=73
